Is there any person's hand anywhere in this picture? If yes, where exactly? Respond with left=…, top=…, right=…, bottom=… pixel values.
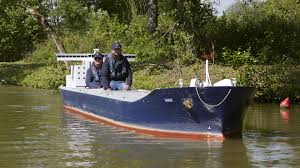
left=104, top=87, right=111, bottom=91
left=125, top=85, right=130, bottom=91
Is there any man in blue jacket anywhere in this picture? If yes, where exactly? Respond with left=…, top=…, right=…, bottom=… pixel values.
left=85, top=53, right=104, bottom=88
left=102, top=42, right=132, bottom=90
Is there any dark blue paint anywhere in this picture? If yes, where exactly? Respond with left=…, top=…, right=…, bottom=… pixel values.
left=60, top=87, right=255, bottom=136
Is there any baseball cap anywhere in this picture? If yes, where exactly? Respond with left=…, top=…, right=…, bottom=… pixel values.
left=111, top=42, right=122, bottom=50
left=93, top=53, right=103, bottom=59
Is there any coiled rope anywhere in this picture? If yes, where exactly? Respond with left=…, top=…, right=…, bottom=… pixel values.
left=195, top=80, right=231, bottom=109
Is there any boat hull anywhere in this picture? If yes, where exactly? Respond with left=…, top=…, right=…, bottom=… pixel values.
left=60, top=87, right=255, bottom=141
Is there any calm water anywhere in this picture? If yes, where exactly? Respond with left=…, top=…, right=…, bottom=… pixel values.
left=0, top=86, right=299, bottom=168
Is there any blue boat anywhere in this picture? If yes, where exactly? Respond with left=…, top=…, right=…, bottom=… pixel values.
left=57, top=51, right=255, bottom=141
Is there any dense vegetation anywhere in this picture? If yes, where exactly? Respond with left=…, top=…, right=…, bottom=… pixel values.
left=0, top=0, right=299, bottom=103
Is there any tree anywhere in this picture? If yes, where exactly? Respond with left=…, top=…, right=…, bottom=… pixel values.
left=176, top=1, right=214, bottom=55
left=212, top=0, right=300, bottom=64
left=26, top=7, right=66, bottom=54
left=0, top=0, right=46, bottom=62
left=147, top=0, right=158, bottom=33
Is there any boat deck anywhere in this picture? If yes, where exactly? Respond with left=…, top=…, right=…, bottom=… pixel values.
left=60, top=86, right=152, bottom=102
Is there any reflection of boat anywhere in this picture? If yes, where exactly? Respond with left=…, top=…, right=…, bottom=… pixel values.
left=58, top=52, right=255, bottom=141
left=221, top=140, right=251, bottom=167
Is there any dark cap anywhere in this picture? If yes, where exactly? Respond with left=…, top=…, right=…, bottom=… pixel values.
left=111, top=42, right=122, bottom=50
left=93, top=53, right=103, bottom=59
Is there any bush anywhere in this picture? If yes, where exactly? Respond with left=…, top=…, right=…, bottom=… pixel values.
left=210, top=0, right=300, bottom=64
left=0, top=62, right=44, bottom=85
left=238, top=64, right=300, bottom=102
left=132, top=61, right=239, bottom=90
left=25, top=41, right=57, bottom=65
left=219, top=48, right=257, bottom=67
left=21, top=65, right=67, bottom=89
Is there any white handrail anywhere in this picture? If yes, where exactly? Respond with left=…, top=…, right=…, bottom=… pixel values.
left=56, top=53, right=137, bottom=62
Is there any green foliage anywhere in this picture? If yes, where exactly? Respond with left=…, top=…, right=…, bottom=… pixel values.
left=0, top=2, right=45, bottom=61
left=24, top=41, right=57, bottom=65
left=21, top=65, right=67, bottom=89
left=57, top=0, right=90, bottom=31
left=133, top=70, right=172, bottom=90
left=177, top=1, right=214, bottom=54
left=85, top=10, right=129, bottom=52
left=159, top=0, right=215, bottom=55
left=82, top=0, right=133, bottom=23
left=0, top=62, right=44, bottom=85
left=219, top=48, right=257, bottom=67
left=125, top=12, right=194, bottom=64
left=2, top=0, right=300, bottom=103
left=47, top=10, right=198, bottom=65
left=132, top=62, right=239, bottom=90
left=0, top=61, right=66, bottom=89
left=238, top=64, right=300, bottom=102
left=210, top=0, right=300, bottom=64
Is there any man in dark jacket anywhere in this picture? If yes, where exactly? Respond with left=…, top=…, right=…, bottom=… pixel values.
left=102, top=42, right=132, bottom=90
left=85, top=53, right=104, bottom=88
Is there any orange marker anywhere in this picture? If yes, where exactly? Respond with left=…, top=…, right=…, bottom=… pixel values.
left=280, top=97, right=291, bottom=109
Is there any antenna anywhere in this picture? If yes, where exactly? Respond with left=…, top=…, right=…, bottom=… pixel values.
left=205, top=59, right=212, bottom=86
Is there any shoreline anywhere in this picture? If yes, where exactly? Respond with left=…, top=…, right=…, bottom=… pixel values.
left=0, top=62, right=299, bottom=103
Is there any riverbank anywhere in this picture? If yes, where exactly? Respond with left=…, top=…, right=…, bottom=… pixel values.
left=0, top=61, right=299, bottom=103
left=133, top=63, right=300, bottom=103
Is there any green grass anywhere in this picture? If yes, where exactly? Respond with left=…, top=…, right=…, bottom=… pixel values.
left=132, top=62, right=238, bottom=89
left=0, top=62, right=44, bottom=85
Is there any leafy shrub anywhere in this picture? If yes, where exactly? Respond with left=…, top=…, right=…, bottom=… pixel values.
left=238, top=64, right=300, bottom=102
left=219, top=48, right=257, bottom=67
left=210, top=0, right=300, bottom=64
left=25, top=41, right=57, bottom=65
left=0, top=62, right=43, bottom=85
left=0, top=3, right=46, bottom=62
left=21, top=65, right=67, bottom=89
left=45, top=10, right=200, bottom=65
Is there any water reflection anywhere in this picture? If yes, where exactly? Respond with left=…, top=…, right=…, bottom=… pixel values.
left=244, top=132, right=295, bottom=168
left=220, top=140, right=251, bottom=168
left=280, top=109, right=290, bottom=123
left=243, top=104, right=300, bottom=168
left=62, top=120, right=95, bottom=167
left=62, top=112, right=253, bottom=168
left=244, top=105, right=291, bottom=133
left=0, top=86, right=66, bottom=168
